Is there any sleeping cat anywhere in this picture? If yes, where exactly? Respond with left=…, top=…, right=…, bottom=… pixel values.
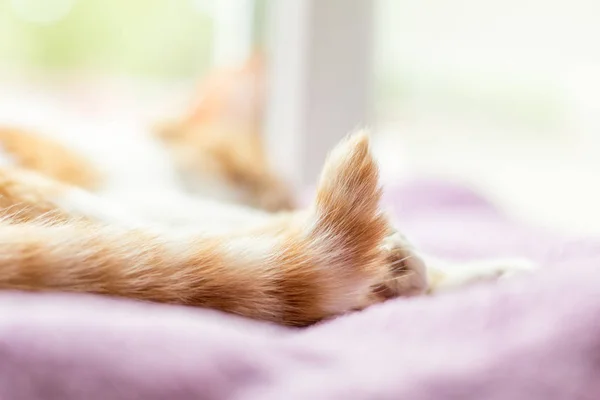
left=0, top=129, right=533, bottom=326
left=0, top=60, right=533, bottom=325
left=0, top=132, right=418, bottom=325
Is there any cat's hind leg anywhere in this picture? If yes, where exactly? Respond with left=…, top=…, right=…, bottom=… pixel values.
left=425, top=256, right=537, bottom=294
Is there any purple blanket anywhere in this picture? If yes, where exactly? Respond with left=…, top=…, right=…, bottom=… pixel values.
left=1, top=180, right=599, bottom=400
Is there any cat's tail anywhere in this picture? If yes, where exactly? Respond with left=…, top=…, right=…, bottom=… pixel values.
left=292, top=131, right=390, bottom=312
left=309, top=131, right=388, bottom=258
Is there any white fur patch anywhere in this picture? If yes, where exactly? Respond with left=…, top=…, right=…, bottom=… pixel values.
left=225, top=235, right=280, bottom=266
left=426, top=255, right=537, bottom=293
left=0, top=146, right=18, bottom=167
left=52, top=187, right=142, bottom=227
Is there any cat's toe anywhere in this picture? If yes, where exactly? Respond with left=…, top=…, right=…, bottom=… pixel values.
left=371, top=232, right=429, bottom=300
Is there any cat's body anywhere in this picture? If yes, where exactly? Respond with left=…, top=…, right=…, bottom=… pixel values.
left=0, top=62, right=534, bottom=326
left=0, top=131, right=431, bottom=326
left=0, top=127, right=533, bottom=325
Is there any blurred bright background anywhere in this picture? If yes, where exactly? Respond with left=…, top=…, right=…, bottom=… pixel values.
left=1, top=0, right=600, bottom=235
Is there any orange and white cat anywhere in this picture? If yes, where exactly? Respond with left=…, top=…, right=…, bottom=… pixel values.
left=0, top=60, right=534, bottom=326
left=0, top=130, right=533, bottom=325
left=0, top=132, right=426, bottom=325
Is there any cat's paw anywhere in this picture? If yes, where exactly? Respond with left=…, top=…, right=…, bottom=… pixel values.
left=370, top=232, right=429, bottom=300
left=490, top=258, right=538, bottom=280
left=429, top=257, right=538, bottom=293
left=462, top=258, right=537, bottom=283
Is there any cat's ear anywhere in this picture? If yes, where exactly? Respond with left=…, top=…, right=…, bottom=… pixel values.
left=240, top=52, right=264, bottom=72
left=153, top=119, right=186, bottom=141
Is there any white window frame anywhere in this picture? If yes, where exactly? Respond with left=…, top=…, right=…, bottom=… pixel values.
left=263, top=0, right=374, bottom=187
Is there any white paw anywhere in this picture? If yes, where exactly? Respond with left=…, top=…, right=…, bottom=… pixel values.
left=490, top=258, right=537, bottom=280
left=432, top=257, right=537, bottom=292
left=372, top=232, right=429, bottom=298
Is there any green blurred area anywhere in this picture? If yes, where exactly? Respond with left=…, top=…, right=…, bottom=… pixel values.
left=0, top=0, right=565, bottom=131
left=0, top=0, right=214, bottom=78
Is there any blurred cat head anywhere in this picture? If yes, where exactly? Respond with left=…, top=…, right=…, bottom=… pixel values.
left=156, top=55, right=296, bottom=212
